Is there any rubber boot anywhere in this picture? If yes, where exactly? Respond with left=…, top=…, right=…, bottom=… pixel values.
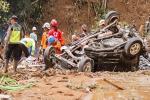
left=4, top=59, right=9, bottom=73
left=13, top=60, right=18, bottom=73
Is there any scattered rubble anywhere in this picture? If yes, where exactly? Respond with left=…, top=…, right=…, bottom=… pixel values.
left=139, top=56, right=150, bottom=70
left=0, top=94, right=12, bottom=100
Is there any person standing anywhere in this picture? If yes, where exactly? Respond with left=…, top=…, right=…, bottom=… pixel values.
left=4, top=15, right=23, bottom=73
left=48, top=19, right=64, bottom=46
left=145, top=16, right=150, bottom=35
left=41, top=22, right=50, bottom=54
left=71, top=24, right=88, bottom=42
left=30, top=27, right=38, bottom=42
left=30, top=26, right=38, bottom=56
left=79, top=24, right=89, bottom=38
left=99, top=19, right=106, bottom=29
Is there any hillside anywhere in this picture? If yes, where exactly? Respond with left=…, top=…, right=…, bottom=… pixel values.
left=42, top=0, right=150, bottom=39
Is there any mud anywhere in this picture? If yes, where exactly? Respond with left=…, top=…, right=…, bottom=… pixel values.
left=0, top=67, right=149, bottom=100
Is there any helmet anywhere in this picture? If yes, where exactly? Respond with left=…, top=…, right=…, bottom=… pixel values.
left=81, top=24, right=87, bottom=31
left=42, top=22, right=50, bottom=29
left=48, top=36, right=55, bottom=43
left=99, top=19, right=105, bottom=26
left=10, top=15, right=18, bottom=20
left=32, top=27, right=37, bottom=31
left=50, top=19, right=58, bottom=27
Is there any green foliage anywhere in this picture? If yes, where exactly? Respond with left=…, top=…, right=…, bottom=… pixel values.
left=0, top=0, right=9, bottom=24
left=92, top=2, right=107, bottom=19
left=6, top=0, right=42, bottom=31
left=0, top=75, right=34, bottom=91
left=0, top=0, right=9, bottom=12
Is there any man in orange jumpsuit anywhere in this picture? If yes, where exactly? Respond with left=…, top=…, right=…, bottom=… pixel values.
left=41, top=22, right=50, bottom=54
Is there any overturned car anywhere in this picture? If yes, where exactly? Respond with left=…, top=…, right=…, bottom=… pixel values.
left=84, top=11, right=146, bottom=71
left=44, top=11, right=146, bottom=72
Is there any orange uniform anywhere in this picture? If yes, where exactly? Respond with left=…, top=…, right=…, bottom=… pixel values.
left=41, top=32, right=48, bottom=49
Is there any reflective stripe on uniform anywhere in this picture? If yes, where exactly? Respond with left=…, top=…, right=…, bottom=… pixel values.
left=9, top=24, right=21, bottom=43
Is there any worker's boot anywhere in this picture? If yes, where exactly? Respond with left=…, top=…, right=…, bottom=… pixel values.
left=4, top=59, right=9, bottom=73
left=13, top=60, right=18, bottom=73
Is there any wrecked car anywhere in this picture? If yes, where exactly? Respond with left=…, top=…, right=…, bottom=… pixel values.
left=44, top=11, right=146, bottom=72
left=84, top=11, right=146, bottom=72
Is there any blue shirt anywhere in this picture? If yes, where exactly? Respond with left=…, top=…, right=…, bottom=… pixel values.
left=30, top=32, right=37, bottom=42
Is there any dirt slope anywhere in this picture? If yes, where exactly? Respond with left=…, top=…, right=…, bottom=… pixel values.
left=42, top=0, right=150, bottom=38
left=41, top=0, right=95, bottom=42
left=108, top=0, right=150, bottom=27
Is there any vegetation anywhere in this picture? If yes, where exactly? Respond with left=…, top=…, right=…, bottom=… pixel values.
left=0, top=0, right=9, bottom=25
left=0, top=0, right=107, bottom=37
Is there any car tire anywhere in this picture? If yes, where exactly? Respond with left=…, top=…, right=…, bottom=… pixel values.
left=44, top=46, right=55, bottom=70
left=124, top=37, right=143, bottom=58
left=78, top=57, right=94, bottom=72
left=105, top=11, right=119, bottom=25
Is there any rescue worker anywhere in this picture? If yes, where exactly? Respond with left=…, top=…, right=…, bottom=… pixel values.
left=80, top=24, right=88, bottom=38
left=48, top=19, right=64, bottom=46
left=25, top=31, right=30, bottom=38
left=139, top=24, right=145, bottom=37
left=30, top=26, right=38, bottom=57
left=145, top=16, right=150, bottom=35
left=144, top=16, right=150, bottom=53
left=41, top=22, right=50, bottom=54
left=72, top=34, right=80, bottom=42
left=30, top=27, right=38, bottom=42
left=4, top=15, right=23, bottom=73
left=99, top=19, right=106, bottom=29
left=98, top=19, right=113, bottom=38
left=72, top=24, right=88, bottom=42
left=48, top=35, right=61, bottom=54
left=20, top=38, right=35, bottom=56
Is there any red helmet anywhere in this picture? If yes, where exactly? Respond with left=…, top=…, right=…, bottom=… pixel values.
left=50, top=19, right=58, bottom=27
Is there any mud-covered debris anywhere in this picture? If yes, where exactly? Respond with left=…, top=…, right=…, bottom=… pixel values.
left=0, top=94, right=12, bottom=100
left=139, top=56, right=150, bottom=70
left=66, top=79, right=97, bottom=91
left=18, top=56, right=45, bottom=69
left=103, top=78, right=125, bottom=90
left=64, top=93, right=74, bottom=96
left=57, top=79, right=68, bottom=82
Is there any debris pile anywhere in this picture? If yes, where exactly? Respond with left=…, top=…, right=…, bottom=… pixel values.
left=18, top=56, right=45, bottom=69
left=139, top=56, right=150, bottom=70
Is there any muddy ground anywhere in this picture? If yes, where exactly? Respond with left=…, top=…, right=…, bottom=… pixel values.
left=0, top=67, right=150, bottom=100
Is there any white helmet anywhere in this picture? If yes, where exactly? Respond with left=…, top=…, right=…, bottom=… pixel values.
left=32, top=26, right=37, bottom=31
left=99, top=19, right=105, bottom=26
left=42, top=22, right=50, bottom=29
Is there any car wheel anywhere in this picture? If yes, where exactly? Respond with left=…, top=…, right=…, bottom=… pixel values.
left=78, top=57, right=94, bottom=72
left=124, top=37, right=143, bottom=57
left=105, top=11, right=119, bottom=25
left=44, top=46, right=55, bottom=69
